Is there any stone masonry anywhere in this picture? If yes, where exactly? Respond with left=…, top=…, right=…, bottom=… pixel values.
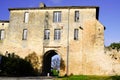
left=0, top=3, right=119, bottom=76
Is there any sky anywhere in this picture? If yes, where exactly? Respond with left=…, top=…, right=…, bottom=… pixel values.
left=0, top=0, right=120, bottom=46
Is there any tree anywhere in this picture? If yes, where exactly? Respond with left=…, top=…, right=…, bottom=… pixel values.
left=25, top=52, right=40, bottom=72
left=107, top=42, right=120, bottom=51
left=51, top=55, right=60, bottom=70
left=0, top=53, right=36, bottom=76
left=51, top=55, right=61, bottom=76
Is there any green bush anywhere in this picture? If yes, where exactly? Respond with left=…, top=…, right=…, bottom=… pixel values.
left=107, top=42, right=120, bottom=51
left=0, top=53, right=37, bottom=76
left=110, top=75, right=120, bottom=80
left=51, top=69, right=59, bottom=76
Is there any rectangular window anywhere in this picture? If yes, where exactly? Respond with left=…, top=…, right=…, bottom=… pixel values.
left=24, top=12, right=29, bottom=23
left=44, top=29, right=50, bottom=40
left=53, top=11, right=61, bottom=22
left=75, top=11, right=79, bottom=22
left=0, top=29, right=5, bottom=40
left=54, top=29, right=61, bottom=40
left=22, top=29, right=27, bottom=40
left=74, top=29, right=79, bottom=40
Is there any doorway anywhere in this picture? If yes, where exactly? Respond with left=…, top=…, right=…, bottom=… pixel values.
left=42, top=50, right=60, bottom=76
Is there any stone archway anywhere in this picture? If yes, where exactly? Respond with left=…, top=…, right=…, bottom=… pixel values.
left=42, top=50, right=60, bottom=76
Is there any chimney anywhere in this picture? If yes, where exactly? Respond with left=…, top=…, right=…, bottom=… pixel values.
left=39, top=2, right=46, bottom=8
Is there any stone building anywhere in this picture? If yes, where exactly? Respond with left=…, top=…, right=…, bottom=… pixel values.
left=0, top=3, right=115, bottom=76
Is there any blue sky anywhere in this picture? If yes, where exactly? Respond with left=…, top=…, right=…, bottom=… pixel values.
left=0, top=0, right=120, bottom=46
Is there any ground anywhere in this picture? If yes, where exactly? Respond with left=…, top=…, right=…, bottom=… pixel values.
left=0, top=75, right=120, bottom=80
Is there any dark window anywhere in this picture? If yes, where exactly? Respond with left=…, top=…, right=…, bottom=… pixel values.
left=0, top=29, right=5, bottom=40
left=44, top=29, right=50, bottom=40
left=74, top=29, right=79, bottom=40
left=75, top=11, right=79, bottom=22
left=22, top=29, right=27, bottom=40
left=53, top=11, right=61, bottom=22
left=54, top=29, right=61, bottom=40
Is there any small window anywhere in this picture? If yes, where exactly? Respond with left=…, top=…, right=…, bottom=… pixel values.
left=22, top=29, right=27, bottom=40
left=54, top=29, right=61, bottom=40
left=24, top=12, right=29, bottom=23
left=53, top=11, right=61, bottom=22
left=0, top=29, right=5, bottom=40
left=44, top=29, right=50, bottom=40
left=75, top=11, right=79, bottom=22
left=74, top=29, right=79, bottom=40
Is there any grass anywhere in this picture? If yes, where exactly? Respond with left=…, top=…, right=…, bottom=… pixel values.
left=55, top=75, right=120, bottom=80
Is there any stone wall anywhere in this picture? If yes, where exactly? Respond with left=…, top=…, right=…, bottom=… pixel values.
left=0, top=21, right=9, bottom=54
left=0, top=4, right=114, bottom=76
left=5, top=7, right=103, bottom=76
left=105, top=48, right=120, bottom=75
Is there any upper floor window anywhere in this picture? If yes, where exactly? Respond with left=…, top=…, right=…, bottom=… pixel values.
left=74, top=29, right=79, bottom=40
left=54, top=29, right=61, bottom=40
left=22, top=29, right=27, bottom=40
left=75, top=11, right=79, bottom=22
left=53, top=11, right=61, bottom=22
left=44, top=29, right=50, bottom=40
left=24, top=12, right=29, bottom=23
left=0, top=29, right=5, bottom=40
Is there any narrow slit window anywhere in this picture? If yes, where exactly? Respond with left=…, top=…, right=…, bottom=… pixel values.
left=74, top=29, right=79, bottom=40
left=0, top=29, right=5, bottom=40
left=44, top=29, right=50, bottom=40
left=24, top=12, right=29, bottom=23
left=75, top=11, right=79, bottom=22
left=22, top=29, right=27, bottom=40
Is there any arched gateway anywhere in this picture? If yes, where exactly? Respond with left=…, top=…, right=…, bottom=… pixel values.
left=42, top=50, right=60, bottom=76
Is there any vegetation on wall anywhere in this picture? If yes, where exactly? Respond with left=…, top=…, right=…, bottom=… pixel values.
left=60, top=58, right=65, bottom=71
left=106, top=42, right=120, bottom=51
left=25, top=52, right=40, bottom=73
left=105, top=42, right=120, bottom=61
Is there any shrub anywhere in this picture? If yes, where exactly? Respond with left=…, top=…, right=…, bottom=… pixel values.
left=107, top=42, right=120, bottom=51
left=0, top=53, right=37, bottom=76
left=110, top=75, right=120, bottom=80
left=25, top=52, right=40, bottom=74
left=51, top=69, right=59, bottom=76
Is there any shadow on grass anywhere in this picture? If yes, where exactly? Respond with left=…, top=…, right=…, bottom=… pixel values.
left=110, top=75, right=120, bottom=80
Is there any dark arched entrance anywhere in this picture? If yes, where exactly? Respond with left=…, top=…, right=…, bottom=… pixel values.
left=42, top=50, right=60, bottom=76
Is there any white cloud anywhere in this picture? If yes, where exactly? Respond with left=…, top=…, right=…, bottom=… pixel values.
left=50, top=0, right=63, bottom=4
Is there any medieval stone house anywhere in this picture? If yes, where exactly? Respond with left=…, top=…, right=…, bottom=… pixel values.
left=0, top=3, right=117, bottom=76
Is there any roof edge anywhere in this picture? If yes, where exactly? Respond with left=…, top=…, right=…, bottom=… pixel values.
left=9, top=6, right=99, bottom=11
left=0, top=20, right=9, bottom=23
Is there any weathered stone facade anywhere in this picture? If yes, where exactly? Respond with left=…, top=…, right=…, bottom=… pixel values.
left=0, top=20, right=9, bottom=46
left=105, top=48, right=120, bottom=75
left=0, top=3, right=117, bottom=76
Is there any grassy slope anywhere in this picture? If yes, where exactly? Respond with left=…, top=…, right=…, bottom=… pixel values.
left=55, top=75, right=120, bottom=80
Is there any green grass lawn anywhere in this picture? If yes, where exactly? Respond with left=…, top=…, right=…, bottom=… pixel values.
left=55, top=75, right=120, bottom=80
